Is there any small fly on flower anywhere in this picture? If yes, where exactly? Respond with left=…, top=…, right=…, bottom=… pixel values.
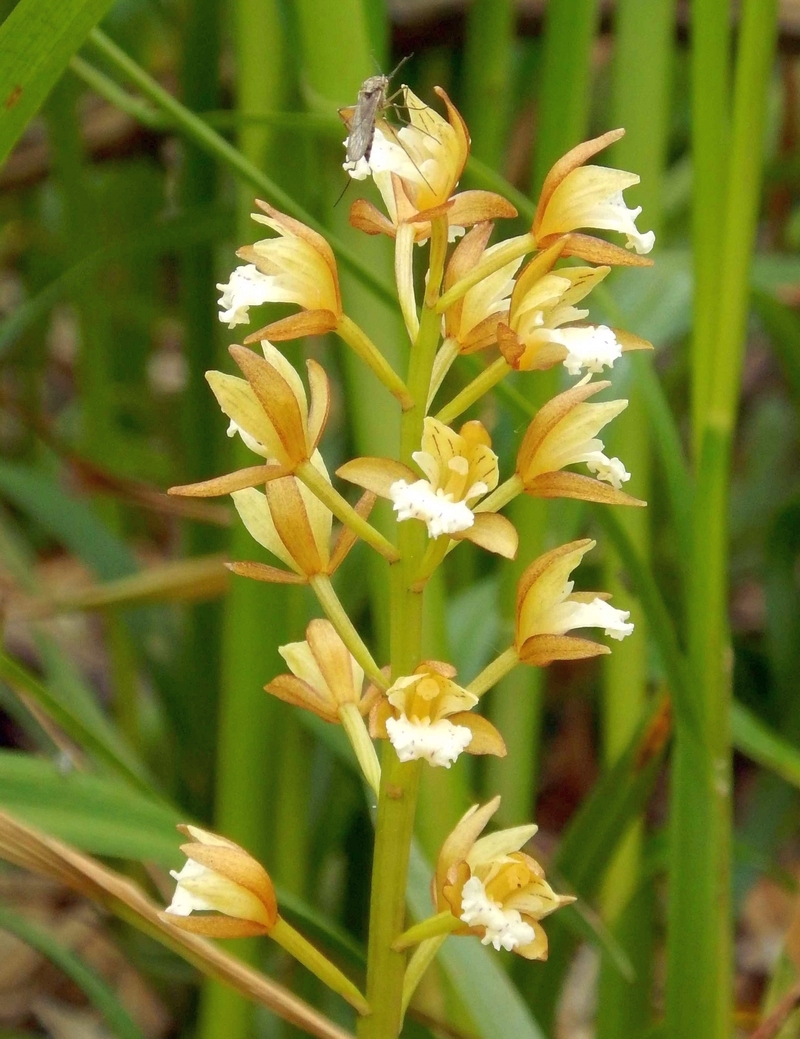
left=339, top=57, right=410, bottom=173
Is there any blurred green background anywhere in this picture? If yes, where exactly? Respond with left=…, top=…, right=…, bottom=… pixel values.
left=0, top=0, right=799, bottom=1037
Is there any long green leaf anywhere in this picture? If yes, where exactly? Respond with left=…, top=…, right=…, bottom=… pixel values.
left=0, top=0, right=116, bottom=167
left=731, top=703, right=800, bottom=791
left=0, top=906, right=145, bottom=1039
left=0, top=654, right=157, bottom=796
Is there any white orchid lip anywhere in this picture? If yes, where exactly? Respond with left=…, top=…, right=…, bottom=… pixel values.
left=584, top=451, right=630, bottom=489
left=217, top=264, right=274, bottom=328
left=386, top=713, right=473, bottom=768
left=459, top=875, right=537, bottom=952
left=389, top=478, right=476, bottom=538
left=545, top=324, right=622, bottom=376
left=166, top=859, right=214, bottom=916
left=549, top=596, right=634, bottom=641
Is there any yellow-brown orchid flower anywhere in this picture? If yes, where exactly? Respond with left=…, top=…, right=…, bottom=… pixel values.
left=216, top=201, right=341, bottom=343
left=370, top=660, right=505, bottom=768
left=169, top=341, right=330, bottom=499
left=164, top=824, right=370, bottom=1013
left=164, top=825, right=278, bottom=938
left=515, top=539, right=633, bottom=667
left=442, top=223, right=521, bottom=353
left=498, top=252, right=624, bottom=375
left=434, top=797, right=573, bottom=958
left=337, top=418, right=518, bottom=559
left=266, top=619, right=377, bottom=723
left=533, top=129, right=655, bottom=265
left=514, top=378, right=646, bottom=506
left=228, top=453, right=358, bottom=584
left=347, top=86, right=516, bottom=243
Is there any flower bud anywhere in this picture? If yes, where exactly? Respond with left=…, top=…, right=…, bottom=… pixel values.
left=164, top=826, right=277, bottom=938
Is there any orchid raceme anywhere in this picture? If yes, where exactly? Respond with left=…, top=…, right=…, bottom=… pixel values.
left=514, top=539, right=633, bottom=666
left=164, top=825, right=278, bottom=937
left=169, top=341, right=330, bottom=499
left=160, top=95, right=657, bottom=1039
left=433, top=798, right=573, bottom=958
left=369, top=661, right=505, bottom=768
left=217, top=200, right=342, bottom=341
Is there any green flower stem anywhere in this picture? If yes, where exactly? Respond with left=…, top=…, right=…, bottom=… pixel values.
left=296, top=460, right=400, bottom=564
left=435, top=233, right=535, bottom=313
left=336, top=315, right=412, bottom=410
left=359, top=216, right=449, bottom=1039
left=269, top=917, right=369, bottom=1015
left=468, top=645, right=519, bottom=697
left=476, top=473, right=524, bottom=514
left=84, top=29, right=396, bottom=310
left=435, top=357, right=511, bottom=426
left=309, top=575, right=387, bottom=690
left=393, top=911, right=461, bottom=951
left=401, top=934, right=450, bottom=1017
left=338, top=702, right=381, bottom=796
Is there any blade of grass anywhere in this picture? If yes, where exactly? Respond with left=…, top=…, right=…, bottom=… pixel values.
left=0, top=0, right=117, bottom=166
left=689, top=0, right=731, bottom=457
left=461, top=0, right=516, bottom=169
left=531, top=0, right=600, bottom=195
left=667, top=5, right=780, bottom=1038
left=0, top=653, right=158, bottom=799
left=176, top=0, right=225, bottom=821
left=83, top=29, right=397, bottom=310
left=0, top=907, right=146, bottom=1039
left=598, top=4, right=674, bottom=1031
left=0, top=811, right=355, bottom=1039
left=489, top=0, right=600, bottom=830
left=523, top=693, right=671, bottom=1030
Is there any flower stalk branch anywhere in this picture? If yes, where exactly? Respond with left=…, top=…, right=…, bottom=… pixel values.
left=297, top=460, right=400, bottom=563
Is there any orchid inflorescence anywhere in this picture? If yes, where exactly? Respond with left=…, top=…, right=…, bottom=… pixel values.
left=165, top=84, right=654, bottom=1029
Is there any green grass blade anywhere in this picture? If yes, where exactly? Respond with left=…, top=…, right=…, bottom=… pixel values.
left=0, top=0, right=116, bottom=167
left=668, top=3, right=780, bottom=1037
left=0, top=654, right=157, bottom=797
left=731, top=703, right=800, bottom=795
left=524, top=694, right=670, bottom=1030
left=0, top=750, right=181, bottom=863
left=461, top=0, right=515, bottom=168
left=531, top=0, right=600, bottom=194
left=0, top=906, right=145, bottom=1039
